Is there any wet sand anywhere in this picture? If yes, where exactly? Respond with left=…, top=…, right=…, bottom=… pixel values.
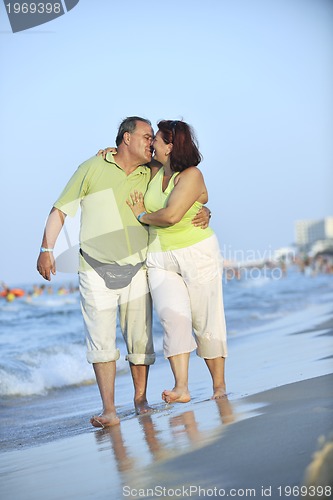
left=0, top=374, right=332, bottom=500
left=1, top=304, right=332, bottom=500
left=131, top=374, right=333, bottom=500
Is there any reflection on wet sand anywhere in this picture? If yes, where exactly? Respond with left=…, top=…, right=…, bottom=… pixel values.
left=93, top=397, right=235, bottom=477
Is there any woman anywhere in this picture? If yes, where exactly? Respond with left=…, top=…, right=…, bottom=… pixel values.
left=127, top=120, right=227, bottom=403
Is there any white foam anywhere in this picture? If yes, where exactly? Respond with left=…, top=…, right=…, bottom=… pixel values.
left=0, top=344, right=130, bottom=397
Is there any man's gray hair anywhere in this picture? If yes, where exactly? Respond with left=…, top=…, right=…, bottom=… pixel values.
left=115, top=116, right=152, bottom=146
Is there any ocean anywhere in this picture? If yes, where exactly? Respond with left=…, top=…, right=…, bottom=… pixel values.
left=1, top=266, right=333, bottom=452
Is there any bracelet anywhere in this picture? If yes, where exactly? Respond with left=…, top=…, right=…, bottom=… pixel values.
left=137, top=211, right=147, bottom=222
left=40, top=247, right=54, bottom=253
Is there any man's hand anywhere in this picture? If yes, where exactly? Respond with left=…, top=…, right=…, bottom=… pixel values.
left=96, top=147, right=117, bottom=159
left=192, top=206, right=211, bottom=229
left=37, top=252, right=56, bottom=281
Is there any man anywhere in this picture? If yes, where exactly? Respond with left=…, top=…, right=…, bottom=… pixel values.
left=37, top=116, right=209, bottom=427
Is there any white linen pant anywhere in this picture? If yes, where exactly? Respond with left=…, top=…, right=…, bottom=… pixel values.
left=146, top=234, right=227, bottom=359
left=79, top=266, right=154, bottom=365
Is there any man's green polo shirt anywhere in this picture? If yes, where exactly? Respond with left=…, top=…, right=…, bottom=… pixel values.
left=54, top=153, right=151, bottom=267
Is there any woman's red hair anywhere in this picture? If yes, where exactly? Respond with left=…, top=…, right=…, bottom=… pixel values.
left=157, top=120, right=202, bottom=172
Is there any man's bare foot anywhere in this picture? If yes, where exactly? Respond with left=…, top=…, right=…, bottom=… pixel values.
left=134, top=399, right=153, bottom=415
left=90, top=411, right=120, bottom=428
left=162, top=388, right=191, bottom=404
left=211, top=386, right=227, bottom=400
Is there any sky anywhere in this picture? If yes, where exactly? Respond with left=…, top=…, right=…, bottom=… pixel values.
left=0, top=0, right=332, bottom=285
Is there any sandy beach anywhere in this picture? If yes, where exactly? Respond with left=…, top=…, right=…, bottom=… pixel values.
left=1, top=298, right=333, bottom=499
left=132, top=374, right=333, bottom=500
left=0, top=373, right=332, bottom=500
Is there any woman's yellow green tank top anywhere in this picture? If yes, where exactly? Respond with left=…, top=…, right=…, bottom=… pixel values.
left=144, top=167, right=214, bottom=252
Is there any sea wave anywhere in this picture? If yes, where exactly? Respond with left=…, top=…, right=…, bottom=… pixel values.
left=1, top=268, right=332, bottom=397
left=0, top=344, right=131, bottom=397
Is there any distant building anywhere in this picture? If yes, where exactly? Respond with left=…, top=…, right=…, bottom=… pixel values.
left=295, top=217, right=333, bottom=251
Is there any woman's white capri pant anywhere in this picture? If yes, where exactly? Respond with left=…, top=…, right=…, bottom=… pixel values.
left=147, top=234, right=227, bottom=359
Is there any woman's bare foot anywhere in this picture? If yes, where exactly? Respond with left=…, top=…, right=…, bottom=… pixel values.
left=211, top=386, right=227, bottom=400
left=134, top=399, right=153, bottom=415
left=162, top=388, right=191, bottom=404
left=90, top=411, right=120, bottom=428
